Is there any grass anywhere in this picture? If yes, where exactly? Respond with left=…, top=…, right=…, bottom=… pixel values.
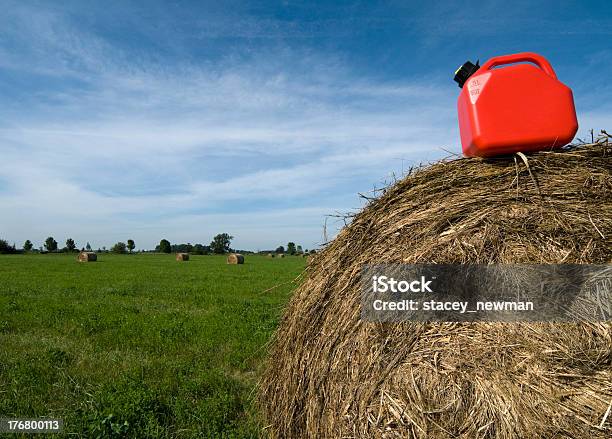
left=0, top=253, right=305, bottom=438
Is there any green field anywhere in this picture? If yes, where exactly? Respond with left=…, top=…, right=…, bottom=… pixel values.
left=0, top=253, right=305, bottom=438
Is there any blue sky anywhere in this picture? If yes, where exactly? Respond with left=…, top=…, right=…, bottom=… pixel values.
left=1, top=1, right=611, bottom=251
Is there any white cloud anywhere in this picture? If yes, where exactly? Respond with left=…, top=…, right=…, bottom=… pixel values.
left=0, top=3, right=464, bottom=249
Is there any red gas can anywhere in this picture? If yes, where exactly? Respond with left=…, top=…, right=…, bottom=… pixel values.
left=454, top=52, right=578, bottom=157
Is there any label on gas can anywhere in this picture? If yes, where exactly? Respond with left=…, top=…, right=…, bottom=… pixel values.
left=467, top=72, right=491, bottom=104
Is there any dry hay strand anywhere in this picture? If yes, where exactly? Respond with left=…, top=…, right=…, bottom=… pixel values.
left=77, top=251, right=97, bottom=262
left=227, top=253, right=244, bottom=264
left=176, top=252, right=189, bottom=261
left=259, top=141, right=612, bottom=438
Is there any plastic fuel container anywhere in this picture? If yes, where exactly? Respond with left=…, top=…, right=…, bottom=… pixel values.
left=453, top=52, right=578, bottom=157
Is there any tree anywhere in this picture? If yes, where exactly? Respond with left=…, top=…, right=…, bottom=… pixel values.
left=23, top=240, right=33, bottom=252
left=66, top=238, right=76, bottom=252
left=210, top=233, right=233, bottom=254
left=111, top=242, right=127, bottom=254
left=287, top=242, right=296, bottom=255
left=127, top=239, right=135, bottom=253
left=158, top=239, right=171, bottom=253
left=44, top=237, right=58, bottom=252
left=0, top=239, right=15, bottom=254
left=171, top=243, right=194, bottom=253
left=192, top=243, right=210, bottom=255
left=85, top=242, right=92, bottom=251
left=275, top=245, right=285, bottom=254
left=296, top=245, right=303, bottom=255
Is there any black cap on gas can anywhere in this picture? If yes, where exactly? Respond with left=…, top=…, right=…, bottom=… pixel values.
left=453, top=60, right=480, bottom=88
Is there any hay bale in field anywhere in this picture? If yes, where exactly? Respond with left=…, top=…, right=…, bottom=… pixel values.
left=77, top=251, right=97, bottom=262
left=268, top=253, right=276, bottom=258
left=277, top=253, right=285, bottom=258
left=259, top=141, right=612, bottom=438
left=227, top=253, right=244, bottom=264
left=176, top=252, right=189, bottom=261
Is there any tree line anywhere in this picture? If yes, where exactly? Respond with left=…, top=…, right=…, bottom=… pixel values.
left=155, top=233, right=233, bottom=254
left=0, top=237, right=137, bottom=254
left=0, top=235, right=316, bottom=255
left=0, top=233, right=235, bottom=255
left=267, top=242, right=314, bottom=255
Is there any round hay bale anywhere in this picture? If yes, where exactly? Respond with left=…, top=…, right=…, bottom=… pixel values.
left=277, top=253, right=285, bottom=258
left=227, top=253, right=244, bottom=264
left=176, top=252, right=189, bottom=261
left=77, top=251, right=97, bottom=262
left=260, top=143, right=612, bottom=438
left=268, top=253, right=276, bottom=258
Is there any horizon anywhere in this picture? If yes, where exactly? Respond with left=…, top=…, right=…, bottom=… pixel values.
left=1, top=0, right=611, bottom=251
left=7, top=236, right=310, bottom=253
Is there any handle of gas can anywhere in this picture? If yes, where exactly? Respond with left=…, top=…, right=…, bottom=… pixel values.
left=480, top=52, right=557, bottom=80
